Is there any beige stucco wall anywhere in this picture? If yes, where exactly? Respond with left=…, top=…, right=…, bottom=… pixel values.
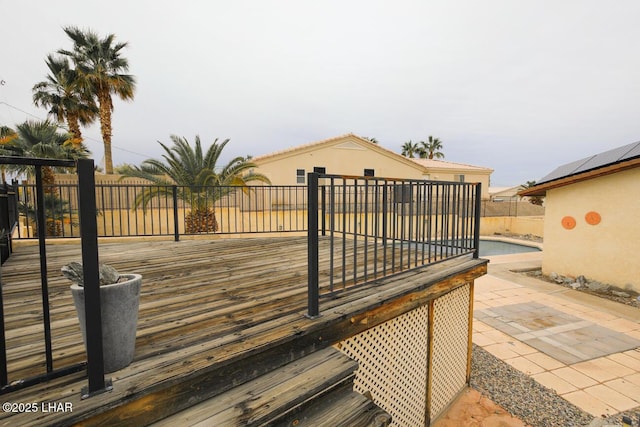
left=541, top=167, right=640, bottom=292
left=480, top=216, right=544, bottom=238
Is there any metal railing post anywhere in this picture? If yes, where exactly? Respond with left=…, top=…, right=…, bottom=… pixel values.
left=320, top=184, right=326, bottom=236
left=172, top=185, right=180, bottom=241
left=307, top=172, right=320, bottom=318
left=34, top=166, right=54, bottom=373
left=473, top=183, right=482, bottom=259
left=76, top=159, right=110, bottom=396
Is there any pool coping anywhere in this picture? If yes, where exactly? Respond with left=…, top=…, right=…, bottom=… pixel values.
left=479, top=235, right=544, bottom=251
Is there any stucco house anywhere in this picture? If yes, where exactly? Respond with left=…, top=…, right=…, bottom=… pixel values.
left=251, top=133, right=493, bottom=199
left=519, top=141, right=640, bottom=292
left=489, top=186, right=522, bottom=202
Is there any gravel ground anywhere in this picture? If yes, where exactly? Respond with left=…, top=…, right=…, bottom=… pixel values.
left=471, top=344, right=594, bottom=427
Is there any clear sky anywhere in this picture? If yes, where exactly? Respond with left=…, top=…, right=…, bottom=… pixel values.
left=2, top=1, right=639, bottom=186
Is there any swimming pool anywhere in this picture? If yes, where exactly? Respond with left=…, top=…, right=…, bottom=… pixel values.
left=478, top=239, right=541, bottom=257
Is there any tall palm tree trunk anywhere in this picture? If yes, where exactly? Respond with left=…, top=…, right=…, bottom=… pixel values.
left=66, top=111, right=83, bottom=145
left=98, top=91, right=114, bottom=174
left=41, top=166, right=63, bottom=236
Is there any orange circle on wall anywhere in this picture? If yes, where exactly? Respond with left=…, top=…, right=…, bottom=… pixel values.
left=585, top=211, right=601, bottom=225
left=561, top=216, right=576, bottom=230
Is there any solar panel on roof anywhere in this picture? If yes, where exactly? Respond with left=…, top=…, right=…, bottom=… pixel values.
left=624, top=141, right=640, bottom=158
left=537, top=156, right=594, bottom=184
left=536, top=141, right=640, bottom=184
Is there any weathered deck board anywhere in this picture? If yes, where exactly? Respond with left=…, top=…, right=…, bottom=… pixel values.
left=0, top=236, right=486, bottom=426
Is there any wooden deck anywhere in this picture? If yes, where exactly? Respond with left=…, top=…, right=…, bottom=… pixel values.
left=0, top=236, right=487, bottom=426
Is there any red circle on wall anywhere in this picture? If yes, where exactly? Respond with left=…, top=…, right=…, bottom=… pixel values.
left=561, top=216, right=576, bottom=230
left=585, top=211, right=601, bottom=225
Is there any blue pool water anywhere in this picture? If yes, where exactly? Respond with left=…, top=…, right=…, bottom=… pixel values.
left=478, top=239, right=541, bottom=257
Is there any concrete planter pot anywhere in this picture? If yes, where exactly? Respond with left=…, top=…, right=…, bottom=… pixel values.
left=71, top=274, right=142, bottom=373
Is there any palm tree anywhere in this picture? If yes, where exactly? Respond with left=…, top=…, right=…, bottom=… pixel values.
left=120, top=135, right=270, bottom=233
left=418, top=136, right=445, bottom=159
left=401, top=140, right=420, bottom=158
left=32, top=54, right=98, bottom=145
left=519, top=181, right=544, bottom=206
left=6, top=120, right=89, bottom=184
left=363, top=136, right=379, bottom=144
left=59, top=26, right=136, bottom=174
left=0, top=126, right=19, bottom=183
left=4, top=120, right=89, bottom=235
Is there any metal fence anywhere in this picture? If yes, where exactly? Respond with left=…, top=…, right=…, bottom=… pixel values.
left=0, top=157, right=110, bottom=397
left=13, top=183, right=308, bottom=239
left=0, top=182, right=18, bottom=264
left=307, top=173, right=481, bottom=317
left=480, top=199, right=545, bottom=217
left=11, top=182, right=536, bottom=241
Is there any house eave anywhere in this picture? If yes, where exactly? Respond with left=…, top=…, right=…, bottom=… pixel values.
left=518, top=157, right=640, bottom=197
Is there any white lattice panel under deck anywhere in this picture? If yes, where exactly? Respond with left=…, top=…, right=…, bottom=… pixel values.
left=430, top=283, right=471, bottom=420
left=337, top=305, right=430, bottom=427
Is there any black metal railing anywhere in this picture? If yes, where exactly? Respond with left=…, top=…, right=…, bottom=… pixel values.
left=0, top=157, right=109, bottom=397
left=13, top=183, right=308, bottom=239
left=307, top=173, right=481, bottom=317
left=0, top=181, right=18, bottom=264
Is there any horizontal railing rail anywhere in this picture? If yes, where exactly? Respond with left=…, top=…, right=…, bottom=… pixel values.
left=307, top=173, right=481, bottom=317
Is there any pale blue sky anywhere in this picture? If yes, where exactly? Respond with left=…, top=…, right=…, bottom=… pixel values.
left=2, top=0, right=639, bottom=186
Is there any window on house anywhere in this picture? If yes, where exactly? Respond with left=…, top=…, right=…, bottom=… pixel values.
left=454, top=174, right=465, bottom=183
left=313, top=167, right=326, bottom=174
left=296, top=169, right=305, bottom=184
left=364, top=169, right=375, bottom=177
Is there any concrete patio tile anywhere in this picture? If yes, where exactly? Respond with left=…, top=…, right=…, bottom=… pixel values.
left=500, top=295, right=534, bottom=305
left=476, top=308, right=498, bottom=318
left=484, top=343, right=520, bottom=360
left=625, top=373, right=640, bottom=387
left=507, top=340, right=537, bottom=356
left=524, top=338, right=582, bottom=365
left=495, top=323, right=526, bottom=336
left=551, top=367, right=598, bottom=389
left=513, top=332, right=536, bottom=341
left=494, top=288, right=538, bottom=298
left=473, top=301, right=490, bottom=310
left=506, top=356, right=545, bottom=375
left=561, top=302, right=596, bottom=314
left=562, top=390, right=617, bottom=417
left=475, top=276, right=520, bottom=291
left=606, top=352, right=640, bottom=371
left=572, top=357, right=634, bottom=382
left=523, top=352, right=565, bottom=371
left=473, top=293, right=497, bottom=302
left=472, top=332, right=498, bottom=347
left=602, top=317, right=640, bottom=333
left=481, top=298, right=511, bottom=308
left=482, top=329, right=514, bottom=344
left=531, top=371, right=577, bottom=394
left=479, top=316, right=507, bottom=328
left=626, top=330, right=640, bottom=340
left=572, top=340, right=612, bottom=359
left=604, top=378, right=640, bottom=403
left=623, top=348, right=640, bottom=361
left=583, top=384, right=639, bottom=412
left=472, top=320, right=493, bottom=333
left=579, top=311, right=619, bottom=323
